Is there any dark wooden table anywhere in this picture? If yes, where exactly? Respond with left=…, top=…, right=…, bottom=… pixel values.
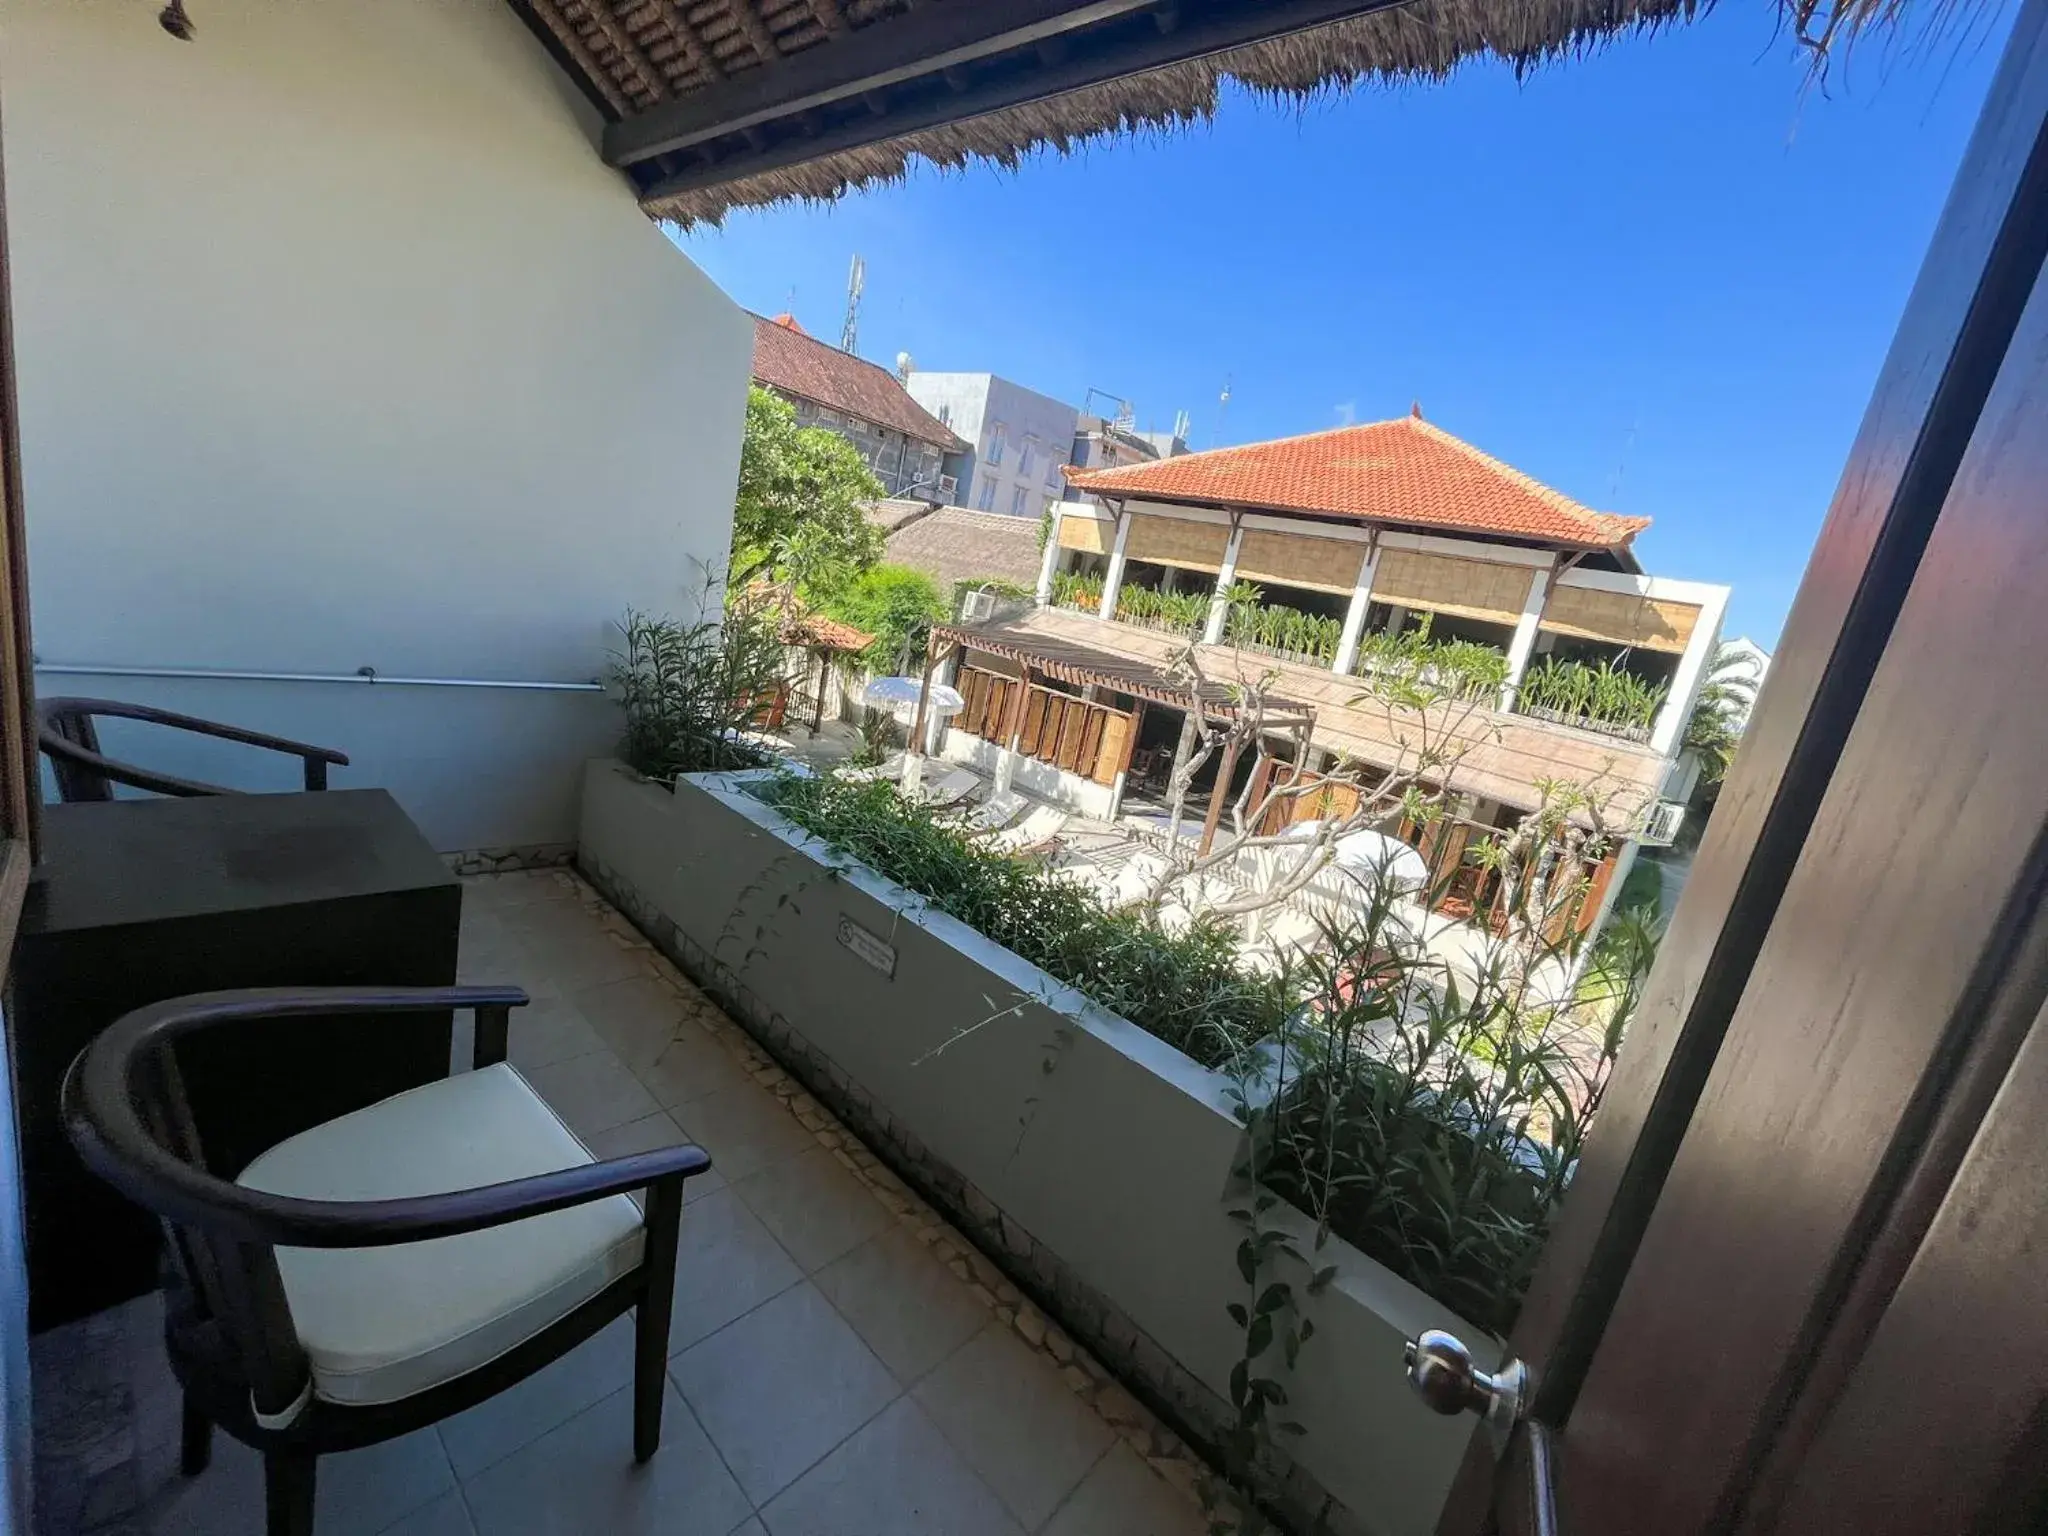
left=9, top=789, right=461, bottom=1330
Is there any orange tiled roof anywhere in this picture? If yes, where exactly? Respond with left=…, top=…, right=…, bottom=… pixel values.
left=782, top=613, right=875, bottom=652
left=1064, top=411, right=1649, bottom=549
left=750, top=314, right=965, bottom=451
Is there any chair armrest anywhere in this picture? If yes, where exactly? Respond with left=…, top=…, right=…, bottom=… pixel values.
left=44, top=697, right=350, bottom=765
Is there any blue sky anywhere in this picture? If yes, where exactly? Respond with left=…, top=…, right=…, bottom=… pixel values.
left=675, top=7, right=2014, bottom=646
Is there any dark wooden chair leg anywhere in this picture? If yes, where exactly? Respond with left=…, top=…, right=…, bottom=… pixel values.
left=264, top=1450, right=316, bottom=1536
left=178, top=1395, right=212, bottom=1476
left=633, top=1177, right=685, bottom=1464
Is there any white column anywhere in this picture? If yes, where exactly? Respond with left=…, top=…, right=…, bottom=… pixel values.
left=1096, top=509, right=1132, bottom=623
left=1202, top=521, right=1247, bottom=644
left=926, top=648, right=959, bottom=754
left=1035, top=505, right=1064, bottom=605
left=1650, top=583, right=1731, bottom=757
left=1331, top=540, right=1381, bottom=675
left=1499, top=565, right=1553, bottom=709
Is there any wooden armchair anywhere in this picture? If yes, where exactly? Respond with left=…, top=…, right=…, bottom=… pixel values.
left=38, top=696, right=350, bottom=803
left=62, top=987, right=712, bottom=1536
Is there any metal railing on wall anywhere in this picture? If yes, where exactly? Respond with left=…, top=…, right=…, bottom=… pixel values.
left=32, top=661, right=606, bottom=694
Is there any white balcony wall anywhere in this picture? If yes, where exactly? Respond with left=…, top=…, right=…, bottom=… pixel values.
left=2, top=0, right=752, bottom=850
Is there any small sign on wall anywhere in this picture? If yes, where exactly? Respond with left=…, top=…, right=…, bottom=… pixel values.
left=837, top=914, right=897, bottom=979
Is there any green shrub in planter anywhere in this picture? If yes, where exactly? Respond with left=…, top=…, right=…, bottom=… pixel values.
left=749, top=770, right=1648, bottom=1338
left=611, top=604, right=781, bottom=782
left=754, top=772, right=1278, bottom=1069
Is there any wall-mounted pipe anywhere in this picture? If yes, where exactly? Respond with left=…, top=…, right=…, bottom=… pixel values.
left=33, top=661, right=606, bottom=693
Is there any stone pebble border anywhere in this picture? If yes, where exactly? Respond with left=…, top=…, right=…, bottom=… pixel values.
left=476, top=865, right=1221, bottom=1519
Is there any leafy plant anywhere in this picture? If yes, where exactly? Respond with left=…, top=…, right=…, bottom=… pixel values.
left=1349, top=617, right=1510, bottom=701
left=1051, top=570, right=1104, bottom=613
left=1680, top=642, right=1763, bottom=783
left=1115, top=582, right=1213, bottom=634
left=610, top=587, right=783, bottom=781
left=1515, top=654, right=1667, bottom=737
left=1225, top=591, right=1344, bottom=664
left=1258, top=887, right=1640, bottom=1337
left=755, top=773, right=1279, bottom=1067
left=730, top=385, right=886, bottom=595
left=818, top=562, right=949, bottom=674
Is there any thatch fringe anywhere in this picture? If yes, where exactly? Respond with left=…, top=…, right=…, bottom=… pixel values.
left=643, top=0, right=1710, bottom=226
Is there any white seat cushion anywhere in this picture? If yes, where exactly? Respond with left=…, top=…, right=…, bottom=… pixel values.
left=237, top=1062, right=644, bottom=1408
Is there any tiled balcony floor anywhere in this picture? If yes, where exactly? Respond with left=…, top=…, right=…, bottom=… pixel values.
left=36, top=868, right=1207, bottom=1536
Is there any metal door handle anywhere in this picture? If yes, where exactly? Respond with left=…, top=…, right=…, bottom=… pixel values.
left=1403, top=1329, right=1529, bottom=1436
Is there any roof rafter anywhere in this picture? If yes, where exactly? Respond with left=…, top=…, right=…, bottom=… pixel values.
left=576, top=0, right=669, bottom=102
left=722, top=0, right=785, bottom=69
left=655, top=1, right=725, bottom=80
left=524, top=0, right=634, bottom=114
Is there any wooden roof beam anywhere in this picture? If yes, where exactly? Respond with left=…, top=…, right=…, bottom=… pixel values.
left=614, top=0, right=1409, bottom=197
left=607, top=0, right=1162, bottom=167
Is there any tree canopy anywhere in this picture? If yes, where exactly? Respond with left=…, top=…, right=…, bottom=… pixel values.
left=729, top=385, right=885, bottom=595
left=1681, top=643, right=1764, bottom=784
left=820, top=563, right=949, bottom=674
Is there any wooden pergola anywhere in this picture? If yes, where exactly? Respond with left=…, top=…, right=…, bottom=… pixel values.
left=917, top=620, right=1315, bottom=852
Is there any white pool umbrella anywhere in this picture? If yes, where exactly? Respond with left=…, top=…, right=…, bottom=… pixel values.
left=861, top=676, right=965, bottom=716
left=1330, top=828, right=1430, bottom=894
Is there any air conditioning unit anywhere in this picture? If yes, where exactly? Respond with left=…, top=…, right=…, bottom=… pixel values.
left=959, top=588, right=999, bottom=623
left=937, top=474, right=959, bottom=501
left=1640, top=800, right=1687, bottom=847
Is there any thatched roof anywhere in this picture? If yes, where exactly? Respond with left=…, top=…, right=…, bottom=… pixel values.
left=521, top=0, right=1745, bottom=226
left=874, top=503, right=1046, bottom=595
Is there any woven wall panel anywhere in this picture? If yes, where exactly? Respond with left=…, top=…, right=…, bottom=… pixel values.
left=1124, top=514, right=1230, bottom=572
left=1370, top=550, right=1531, bottom=626
left=1540, top=586, right=1700, bottom=654
left=1058, top=517, right=1113, bottom=555
left=1234, top=530, right=1362, bottom=596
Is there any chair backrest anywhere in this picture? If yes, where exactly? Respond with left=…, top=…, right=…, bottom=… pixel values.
left=37, top=696, right=349, bottom=803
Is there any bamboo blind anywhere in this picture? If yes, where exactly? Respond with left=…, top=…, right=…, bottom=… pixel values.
left=1539, top=585, right=1700, bottom=654
left=1123, top=514, right=1230, bottom=572
left=1233, top=530, right=1362, bottom=596
left=1369, top=550, right=1531, bottom=626
left=1057, top=517, right=1114, bottom=555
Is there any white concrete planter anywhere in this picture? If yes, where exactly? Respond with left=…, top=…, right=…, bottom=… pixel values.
left=579, top=759, right=1494, bottom=1536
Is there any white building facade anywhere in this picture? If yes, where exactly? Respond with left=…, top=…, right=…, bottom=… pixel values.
left=904, top=373, right=1079, bottom=522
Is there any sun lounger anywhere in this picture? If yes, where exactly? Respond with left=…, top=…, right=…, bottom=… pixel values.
left=982, top=805, right=1068, bottom=854
left=959, top=788, right=1029, bottom=833
left=907, top=765, right=982, bottom=808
